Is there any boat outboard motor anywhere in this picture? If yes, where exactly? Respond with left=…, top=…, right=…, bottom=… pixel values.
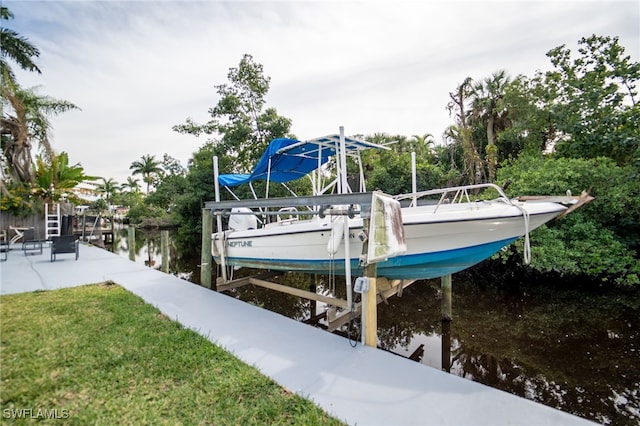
left=228, top=207, right=258, bottom=231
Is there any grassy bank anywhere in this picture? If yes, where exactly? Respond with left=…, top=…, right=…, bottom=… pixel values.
left=0, top=284, right=344, bottom=425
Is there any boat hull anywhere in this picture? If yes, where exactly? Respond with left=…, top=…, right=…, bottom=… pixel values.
left=212, top=201, right=565, bottom=280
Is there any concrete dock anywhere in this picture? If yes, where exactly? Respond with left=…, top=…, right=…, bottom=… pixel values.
left=0, top=242, right=594, bottom=425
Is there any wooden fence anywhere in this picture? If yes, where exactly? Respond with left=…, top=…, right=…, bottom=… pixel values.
left=0, top=203, right=75, bottom=241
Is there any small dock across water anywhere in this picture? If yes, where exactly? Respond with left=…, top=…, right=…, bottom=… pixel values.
left=0, top=243, right=594, bottom=425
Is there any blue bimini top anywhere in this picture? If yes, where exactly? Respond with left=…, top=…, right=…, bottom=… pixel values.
left=217, top=134, right=387, bottom=187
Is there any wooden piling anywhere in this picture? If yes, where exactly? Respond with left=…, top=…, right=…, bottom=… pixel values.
left=441, top=320, right=451, bottom=372
left=363, top=264, right=378, bottom=347
left=106, top=214, right=115, bottom=244
left=161, top=230, right=169, bottom=273
left=360, top=216, right=378, bottom=348
left=441, top=274, right=452, bottom=321
left=82, top=213, right=88, bottom=242
left=127, top=227, right=135, bottom=261
left=309, top=275, right=317, bottom=321
left=200, top=209, right=213, bottom=289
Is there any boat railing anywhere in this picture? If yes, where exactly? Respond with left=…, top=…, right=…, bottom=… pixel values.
left=276, top=207, right=301, bottom=225
left=394, top=183, right=512, bottom=213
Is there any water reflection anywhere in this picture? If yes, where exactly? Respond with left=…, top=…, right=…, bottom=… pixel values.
left=107, top=228, right=640, bottom=425
left=376, top=281, right=640, bottom=426
left=106, top=227, right=199, bottom=283
left=441, top=321, right=451, bottom=372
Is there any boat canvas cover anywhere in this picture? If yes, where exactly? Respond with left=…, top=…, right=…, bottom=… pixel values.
left=218, top=135, right=387, bottom=187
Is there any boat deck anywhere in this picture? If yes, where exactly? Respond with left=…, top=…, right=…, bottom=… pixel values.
left=0, top=243, right=593, bottom=425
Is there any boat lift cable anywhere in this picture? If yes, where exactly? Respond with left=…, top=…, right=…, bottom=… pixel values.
left=327, top=214, right=338, bottom=297
left=347, top=262, right=365, bottom=348
left=347, top=304, right=359, bottom=348
left=514, top=204, right=532, bottom=265
left=496, top=190, right=532, bottom=265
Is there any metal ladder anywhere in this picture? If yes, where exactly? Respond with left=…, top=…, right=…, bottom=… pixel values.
left=45, top=203, right=61, bottom=240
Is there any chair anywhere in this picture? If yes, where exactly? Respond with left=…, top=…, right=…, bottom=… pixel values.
left=0, top=230, right=7, bottom=261
left=0, top=241, right=8, bottom=261
left=22, top=229, right=43, bottom=255
left=9, top=226, right=29, bottom=244
left=50, top=235, right=79, bottom=262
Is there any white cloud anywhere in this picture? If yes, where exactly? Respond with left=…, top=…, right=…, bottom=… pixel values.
left=7, top=0, right=639, bottom=184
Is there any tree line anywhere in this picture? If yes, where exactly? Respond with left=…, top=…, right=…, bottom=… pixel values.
left=1, top=5, right=637, bottom=284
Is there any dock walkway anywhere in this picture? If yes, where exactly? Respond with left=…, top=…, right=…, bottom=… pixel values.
left=0, top=243, right=593, bottom=425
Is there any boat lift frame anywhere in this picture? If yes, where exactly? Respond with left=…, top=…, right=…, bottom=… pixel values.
left=204, top=189, right=419, bottom=333
left=205, top=128, right=419, bottom=334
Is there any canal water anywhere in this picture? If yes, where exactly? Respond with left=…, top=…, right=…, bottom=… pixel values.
left=107, top=227, right=639, bottom=425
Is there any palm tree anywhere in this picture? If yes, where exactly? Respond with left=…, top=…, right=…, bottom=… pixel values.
left=0, top=8, right=78, bottom=200
left=1, top=83, right=79, bottom=184
left=130, top=154, right=162, bottom=193
left=411, top=133, right=434, bottom=145
left=470, top=70, right=511, bottom=182
left=410, top=133, right=435, bottom=159
left=1, top=6, right=39, bottom=196
left=119, top=176, right=142, bottom=210
left=34, top=151, right=96, bottom=203
left=442, top=125, right=462, bottom=170
left=447, top=78, right=485, bottom=184
left=96, top=177, right=119, bottom=212
left=368, top=132, right=392, bottom=146
left=121, top=176, right=140, bottom=193
left=386, top=134, right=409, bottom=154
left=0, top=6, right=41, bottom=84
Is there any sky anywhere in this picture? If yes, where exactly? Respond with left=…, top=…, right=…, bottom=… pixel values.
left=6, top=0, right=640, bottom=185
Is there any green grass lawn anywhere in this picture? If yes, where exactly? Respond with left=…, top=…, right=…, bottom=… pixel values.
left=0, top=284, right=344, bottom=425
